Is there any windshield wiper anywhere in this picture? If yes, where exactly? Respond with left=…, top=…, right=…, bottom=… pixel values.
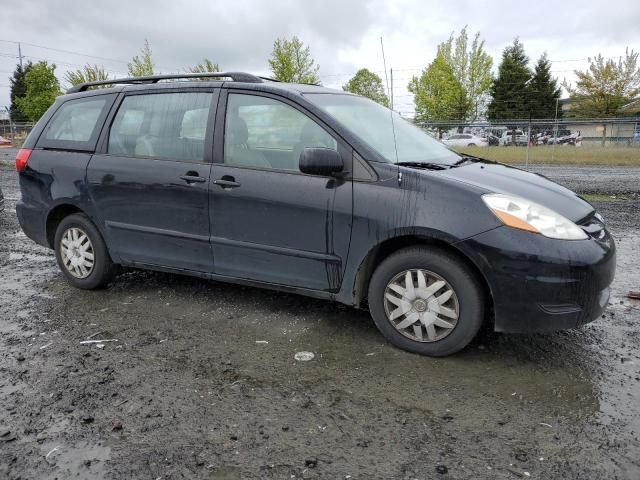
left=453, top=156, right=480, bottom=166
left=397, top=161, right=450, bottom=171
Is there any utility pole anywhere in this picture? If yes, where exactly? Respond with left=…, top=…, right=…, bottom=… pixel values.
left=551, top=98, right=559, bottom=162
left=390, top=68, right=394, bottom=110
left=18, top=42, right=23, bottom=68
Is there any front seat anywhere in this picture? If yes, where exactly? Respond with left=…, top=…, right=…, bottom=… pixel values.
left=225, top=116, right=270, bottom=168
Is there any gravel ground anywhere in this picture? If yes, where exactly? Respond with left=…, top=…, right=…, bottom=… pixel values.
left=1, top=162, right=639, bottom=479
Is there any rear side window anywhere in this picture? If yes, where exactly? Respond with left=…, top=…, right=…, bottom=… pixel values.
left=108, top=92, right=213, bottom=163
left=38, top=94, right=115, bottom=151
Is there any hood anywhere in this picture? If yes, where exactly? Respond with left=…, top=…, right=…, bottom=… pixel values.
left=438, top=162, right=593, bottom=222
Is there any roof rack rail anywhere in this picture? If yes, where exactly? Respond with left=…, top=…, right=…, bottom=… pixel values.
left=66, top=72, right=264, bottom=93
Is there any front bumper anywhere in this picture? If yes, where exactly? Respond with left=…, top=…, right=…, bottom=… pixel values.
left=458, top=224, right=616, bottom=333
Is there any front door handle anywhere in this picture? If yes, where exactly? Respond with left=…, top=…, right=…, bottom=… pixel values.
left=180, top=171, right=206, bottom=184
left=213, top=176, right=241, bottom=189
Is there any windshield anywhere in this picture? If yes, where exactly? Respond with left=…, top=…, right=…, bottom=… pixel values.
left=305, top=93, right=461, bottom=165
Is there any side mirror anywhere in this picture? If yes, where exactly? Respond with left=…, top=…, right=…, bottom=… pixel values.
left=299, top=148, right=343, bottom=176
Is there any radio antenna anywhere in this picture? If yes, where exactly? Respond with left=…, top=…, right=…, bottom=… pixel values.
left=380, top=37, right=400, bottom=168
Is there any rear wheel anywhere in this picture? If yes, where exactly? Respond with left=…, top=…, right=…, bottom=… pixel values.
left=468, top=143, right=476, bottom=147
left=54, top=213, right=115, bottom=289
left=368, top=247, right=484, bottom=356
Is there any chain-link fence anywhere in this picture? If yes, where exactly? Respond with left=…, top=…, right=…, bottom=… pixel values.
left=1, top=116, right=639, bottom=166
left=0, top=121, right=34, bottom=147
left=416, top=117, right=640, bottom=166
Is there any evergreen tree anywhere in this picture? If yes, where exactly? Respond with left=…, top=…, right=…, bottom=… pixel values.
left=487, top=39, right=531, bottom=120
left=527, top=53, right=562, bottom=118
left=9, top=62, right=32, bottom=122
left=343, top=68, right=389, bottom=106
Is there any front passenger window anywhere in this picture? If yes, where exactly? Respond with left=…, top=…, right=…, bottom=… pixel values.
left=224, top=93, right=336, bottom=171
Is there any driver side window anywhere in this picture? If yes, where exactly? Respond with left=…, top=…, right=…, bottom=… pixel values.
left=224, top=93, right=336, bottom=171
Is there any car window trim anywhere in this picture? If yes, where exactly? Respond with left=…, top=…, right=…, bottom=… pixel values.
left=35, top=93, right=118, bottom=152
left=213, top=88, right=351, bottom=176
left=95, top=87, right=219, bottom=164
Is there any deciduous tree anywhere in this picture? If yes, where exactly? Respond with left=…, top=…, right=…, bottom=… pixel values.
left=268, top=36, right=320, bottom=84
left=15, top=61, right=61, bottom=121
left=563, top=48, right=640, bottom=117
left=409, top=53, right=468, bottom=122
left=64, top=64, right=110, bottom=87
left=343, top=68, right=389, bottom=106
left=438, top=26, right=493, bottom=120
left=128, top=40, right=155, bottom=77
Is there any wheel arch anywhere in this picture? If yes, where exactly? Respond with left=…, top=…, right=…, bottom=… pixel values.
left=352, top=235, right=494, bottom=322
left=45, top=203, right=86, bottom=248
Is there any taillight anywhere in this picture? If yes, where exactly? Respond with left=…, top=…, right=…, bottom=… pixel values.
left=15, top=148, right=32, bottom=172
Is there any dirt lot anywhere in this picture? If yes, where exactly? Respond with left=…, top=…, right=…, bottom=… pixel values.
left=1, top=163, right=639, bottom=479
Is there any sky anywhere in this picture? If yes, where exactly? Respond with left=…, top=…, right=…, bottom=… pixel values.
left=1, top=0, right=639, bottom=119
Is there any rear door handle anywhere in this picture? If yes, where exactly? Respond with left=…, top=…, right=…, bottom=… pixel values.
left=213, top=177, right=241, bottom=189
left=180, top=173, right=206, bottom=184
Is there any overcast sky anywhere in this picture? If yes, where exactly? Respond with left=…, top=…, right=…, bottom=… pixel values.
left=1, top=0, right=639, bottom=118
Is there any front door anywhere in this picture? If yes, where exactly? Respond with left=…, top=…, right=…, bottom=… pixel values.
left=209, top=91, right=352, bottom=292
left=88, top=90, right=217, bottom=272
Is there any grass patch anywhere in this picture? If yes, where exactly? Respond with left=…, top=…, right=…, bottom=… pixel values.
left=579, top=193, right=630, bottom=202
left=454, top=146, right=640, bottom=166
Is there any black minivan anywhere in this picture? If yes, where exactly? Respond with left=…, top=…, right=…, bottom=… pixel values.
left=15, top=72, right=615, bottom=356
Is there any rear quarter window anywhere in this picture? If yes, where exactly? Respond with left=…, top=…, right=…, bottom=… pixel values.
left=37, top=94, right=116, bottom=151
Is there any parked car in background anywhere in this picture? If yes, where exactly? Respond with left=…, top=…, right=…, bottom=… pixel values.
left=547, top=129, right=581, bottom=145
left=442, top=134, right=488, bottom=148
left=485, top=133, right=500, bottom=146
left=15, top=72, right=616, bottom=357
left=500, top=130, right=528, bottom=146
left=0, top=136, right=12, bottom=146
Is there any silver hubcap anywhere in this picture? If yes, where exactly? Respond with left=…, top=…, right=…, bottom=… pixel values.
left=60, top=227, right=95, bottom=279
left=383, top=269, right=459, bottom=342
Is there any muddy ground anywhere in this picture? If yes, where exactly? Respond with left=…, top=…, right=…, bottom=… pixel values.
left=0, top=161, right=639, bottom=479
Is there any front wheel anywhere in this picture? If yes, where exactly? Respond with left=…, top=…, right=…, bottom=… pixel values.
left=54, top=213, right=115, bottom=289
left=368, top=247, right=484, bottom=356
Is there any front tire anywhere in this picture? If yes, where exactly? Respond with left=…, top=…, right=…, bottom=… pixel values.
left=368, top=247, right=484, bottom=356
left=54, top=213, right=115, bottom=289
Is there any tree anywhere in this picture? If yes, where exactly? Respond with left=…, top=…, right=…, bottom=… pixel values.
left=527, top=53, right=562, bottom=118
left=128, top=40, right=154, bottom=77
left=188, top=58, right=221, bottom=74
left=438, top=26, right=493, bottom=120
left=564, top=48, right=640, bottom=145
left=487, top=39, right=531, bottom=120
left=408, top=53, right=468, bottom=123
left=268, top=36, right=320, bottom=84
left=9, top=62, right=32, bottom=122
left=64, top=64, right=110, bottom=87
left=563, top=48, right=640, bottom=117
left=342, top=68, right=389, bottom=106
left=15, top=61, right=60, bottom=121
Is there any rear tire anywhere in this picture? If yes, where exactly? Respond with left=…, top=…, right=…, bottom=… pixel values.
left=368, top=247, right=484, bottom=356
left=54, top=213, right=115, bottom=289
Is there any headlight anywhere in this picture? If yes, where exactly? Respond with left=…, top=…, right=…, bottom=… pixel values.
left=482, top=193, right=588, bottom=240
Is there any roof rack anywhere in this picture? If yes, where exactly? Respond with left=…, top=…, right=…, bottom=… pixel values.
left=66, top=72, right=265, bottom=93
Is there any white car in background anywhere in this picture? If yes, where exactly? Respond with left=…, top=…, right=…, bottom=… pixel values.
left=442, top=134, right=488, bottom=148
